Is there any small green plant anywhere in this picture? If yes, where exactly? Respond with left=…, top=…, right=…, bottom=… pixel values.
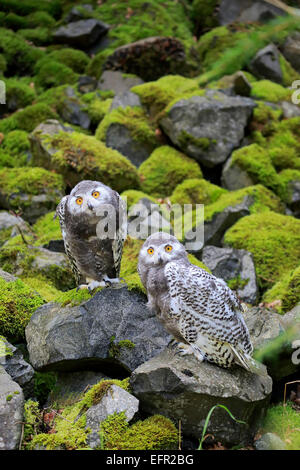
left=198, top=404, right=246, bottom=450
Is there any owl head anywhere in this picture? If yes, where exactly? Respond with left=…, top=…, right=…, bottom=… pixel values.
left=138, top=232, right=188, bottom=269
left=66, top=180, right=116, bottom=217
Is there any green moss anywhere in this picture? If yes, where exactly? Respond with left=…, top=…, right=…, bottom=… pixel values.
left=25, top=11, right=56, bottom=28
left=132, top=75, right=201, bottom=119
left=23, top=400, right=42, bottom=448
left=177, top=130, right=217, bottom=154
left=278, top=53, right=300, bottom=87
left=250, top=80, right=291, bottom=103
left=0, top=278, right=44, bottom=341
left=108, top=337, right=135, bottom=359
left=31, top=131, right=140, bottom=193
left=263, top=266, right=300, bottom=314
left=170, top=178, right=226, bottom=206
left=32, top=212, right=62, bottom=247
left=278, top=169, right=300, bottom=204
left=0, top=103, right=58, bottom=133
left=229, top=144, right=283, bottom=196
left=190, top=0, right=219, bottom=32
left=205, top=184, right=284, bottom=222
left=18, top=27, right=50, bottom=46
left=96, top=106, right=157, bottom=151
left=262, top=403, right=300, bottom=451
left=34, top=372, right=58, bottom=404
left=2, top=130, right=30, bottom=156
left=82, top=378, right=130, bottom=408
left=224, top=212, right=300, bottom=289
left=85, top=97, right=113, bottom=127
left=101, top=413, right=178, bottom=450
left=0, top=335, right=13, bottom=359
left=227, top=275, right=249, bottom=291
left=6, top=395, right=13, bottom=401
left=0, top=167, right=64, bottom=197
left=188, top=253, right=211, bottom=273
left=34, top=59, right=78, bottom=90
left=22, top=276, right=62, bottom=303
left=47, top=49, right=90, bottom=74
left=4, top=78, right=36, bottom=110
left=139, top=146, right=203, bottom=198
left=250, top=101, right=282, bottom=136
left=0, top=27, right=45, bottom=75
left=0, top=0, right=61, bottom=17
left=54, top=288, right=95, bottom=308
left=120, top=237, right=145, bottom=294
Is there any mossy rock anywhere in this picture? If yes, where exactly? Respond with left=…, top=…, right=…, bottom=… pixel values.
left=0, top=27, right=45, bottom=75
left=34, top=59, right=79, bottom=91
left=0, top=167, right=64, bottom=222
left=3, top=78, right=36, bottom=112
left=278, top=169, right=300, bottom=207
left=262, top=403, right=300, bottom=451
left=0, top=130, right=30, bottom=169
left=131, top=75, right=201, bottom=119
left=32, top=211, right=62, bottom=247
left=101, top=413, right=178, bottom=450
left=0, top=277, right=44, bottom=341
left=138, top=145, right=203, bottom=198
left=170, top=178, right=227, bottom=206
left=96, top=106, right=157, bottom=150
left=30, top=130, right=140, bottom=193
left=18, top=27, right=51, bottom=46
left=224, top=211, right=300, bottom=290
left=0, top=103, right=58, bottom=134
left=121, top=190, right=157, bottom=209
left=250, top=80, right=292, bottom=103
left=47, top=49, right=90, bottom=74
left=224, top=143, right=283, bottom=197
left=120, top=237, right=145, bottom=294
left=263, top=265, right=300, bottom=314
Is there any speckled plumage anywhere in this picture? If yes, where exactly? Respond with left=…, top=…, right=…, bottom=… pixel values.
left=55, top=180, right=126, bottom=289
left=138, top=232, right=263, bottom=373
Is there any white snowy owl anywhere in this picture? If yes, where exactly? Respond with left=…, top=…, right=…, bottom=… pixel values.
left=138, top=232, right=264, bottom=374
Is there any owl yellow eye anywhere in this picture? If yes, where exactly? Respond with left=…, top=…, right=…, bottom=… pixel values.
left=92, top=191, right=100, bottom=198
left=165, top=245, right=173, bottom=252
left=76, top=197, right=83, bottom=205
left=147, top=247, right=154, bottom=255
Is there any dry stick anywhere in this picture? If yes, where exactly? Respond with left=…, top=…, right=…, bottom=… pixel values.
left=178, top=420, right=181, bottom=450
left=18, top=422, right=25, bottom=450
left=264, top=0, right=300, bottom=16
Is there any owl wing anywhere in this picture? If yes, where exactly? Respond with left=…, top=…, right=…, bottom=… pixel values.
left=111, top=194, right=127, bottom=277
left=164, top=261, right=252, bottom=354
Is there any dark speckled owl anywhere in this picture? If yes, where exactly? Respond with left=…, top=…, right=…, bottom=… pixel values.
left=55, top=180, right=126, bottom=291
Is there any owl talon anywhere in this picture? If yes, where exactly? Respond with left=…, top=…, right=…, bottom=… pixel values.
left=104, top=280, right=112, bottom=288
left=77, top=284, right=88, bottom=291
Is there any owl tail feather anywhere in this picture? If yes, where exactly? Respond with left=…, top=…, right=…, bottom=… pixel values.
left=231, top=345, right=268, bottom=377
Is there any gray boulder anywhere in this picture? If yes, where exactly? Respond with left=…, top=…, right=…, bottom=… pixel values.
left=160, top=91, right=255, bottom=167
left=218, top=0, right=285, bottom=25
left=221, top=155, right=255, bottom=190
left=1, top=340, right=34, bottom=399
left=0, top=269, right=17, bottom=283
left=281, top=101, right=300, bottom=119
left=202, top=245, right=258, bottom=304
left=86, top=384, right=139, bottom=449
left=281, top=32, right=300, bottom=73
left=249, top=44, right=283, bottom=84
left=105, top=123, right=155, bottom=168
left=97, top=71, right=144, bottom=95
left=0, top=366, right=24, bottom=450
left=25, top=286, right=171, bottom=374
left=53, top=19, right=109, bottom=48
left=130, top=348, right=272, bottom=447
left=254, top=432, right=286, bottom=450
left=110, top=91, right=142, bottom=110
left=184, top=195, right=252, bottom=251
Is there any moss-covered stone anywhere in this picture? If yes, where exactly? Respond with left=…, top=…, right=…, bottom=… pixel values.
left=0, top=277, right=44, bottom=341
left=0, top=103, right=58, bottom=134
left=96, top=106, right=157, bottom=152
left=170, top=178, right=227, bottom=206
left=250, top=80, right=292, bottom=103
left=263, top=265, right=300, bottom=314
left=138, top=146, right=203, bottom=198
left=131, top=75, right=201, bottom=119
left=262, top=403, right=300, bottom=451
left=228, top=144, right=283, bottom=196
left=30, top=130, right=140, bottom=193
left=18, top=27, right=51, bottom=46
left=0, top=27, right=45, bottom=75
left=4, top=78, right=36, bottom=111
left=0, top=167, right=64, bottom=217
left=101, top=413, right=178, bottom=450
left=34, top=58, right=78, bottom=90
left=224, top=211, right=300, bottom=289
left=47, top=48, right=90, bottom=74
left=120, top=237, right=145, bottom=294
left=32, top=212, right=62, bottom=247
left=0, top=130, right=30, bottom=169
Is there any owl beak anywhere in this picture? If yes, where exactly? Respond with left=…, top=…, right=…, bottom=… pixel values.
left=87, top=201, right=95, bottom=212
left=157, top=254, right=163, bottom=264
